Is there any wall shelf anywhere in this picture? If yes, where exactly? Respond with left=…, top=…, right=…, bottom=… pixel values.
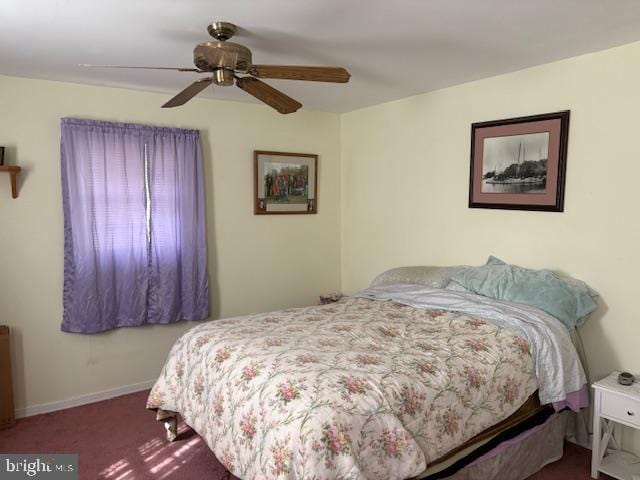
left=0, top=166, right=22, bottom=199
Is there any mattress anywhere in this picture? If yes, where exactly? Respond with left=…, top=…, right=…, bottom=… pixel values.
left=148, top=295, right=545, bottom=479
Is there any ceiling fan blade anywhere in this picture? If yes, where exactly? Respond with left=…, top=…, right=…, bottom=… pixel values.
left=162, top=78, right=214, bottom=108
left=236, top=77, right=302, bottom=114
left=248, top=65, right=350, bottom=83
left=79, top=64, right=202, bottom=72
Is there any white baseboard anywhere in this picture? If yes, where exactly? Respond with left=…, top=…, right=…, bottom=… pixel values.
left=15, top=379, right=156, bottom=419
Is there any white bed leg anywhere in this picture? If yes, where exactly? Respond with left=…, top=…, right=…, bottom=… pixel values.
left=164, top=416, right=178, bottom=442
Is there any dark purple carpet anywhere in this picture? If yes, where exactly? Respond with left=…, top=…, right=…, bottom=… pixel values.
left=0, top=390, right=606, bottom=479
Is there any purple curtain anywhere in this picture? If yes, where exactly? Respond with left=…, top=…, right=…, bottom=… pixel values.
left=146, top=128, right=209, bottom=323
left=61, top=118, right=209, bottom=333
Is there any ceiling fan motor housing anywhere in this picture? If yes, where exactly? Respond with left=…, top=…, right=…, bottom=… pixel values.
left=193, top=42, right=252, bottom=74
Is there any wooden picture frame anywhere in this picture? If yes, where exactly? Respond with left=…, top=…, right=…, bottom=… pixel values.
left=469, top=111, right=570, bottom=212
left=254, top=151, right=318, bottom=215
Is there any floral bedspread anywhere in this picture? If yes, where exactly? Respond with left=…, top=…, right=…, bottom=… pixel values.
left=147, top=298, right=537, bottom=480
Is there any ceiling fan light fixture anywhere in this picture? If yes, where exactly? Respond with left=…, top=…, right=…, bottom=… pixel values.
left=213, top=69, right=234, bottom=86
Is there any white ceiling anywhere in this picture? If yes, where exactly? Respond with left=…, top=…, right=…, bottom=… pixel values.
left=2, top=0, right=640, bottom=113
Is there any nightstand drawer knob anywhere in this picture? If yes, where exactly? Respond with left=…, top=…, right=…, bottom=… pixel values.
left=628, top=410, right=636, bottom=416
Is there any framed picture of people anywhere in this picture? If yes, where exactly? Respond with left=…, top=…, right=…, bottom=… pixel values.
left=254, top=150, right=318, bottom=215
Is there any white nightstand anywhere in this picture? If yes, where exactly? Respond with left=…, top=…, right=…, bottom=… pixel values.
left=592, top=372, right=640, bottom=479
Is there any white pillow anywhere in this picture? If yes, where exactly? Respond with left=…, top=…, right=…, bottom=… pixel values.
left=370, top=266, right=470, bottom=289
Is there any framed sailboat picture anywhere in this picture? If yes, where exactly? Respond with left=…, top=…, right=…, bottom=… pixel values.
left=469, top=111, right=570, bottom=212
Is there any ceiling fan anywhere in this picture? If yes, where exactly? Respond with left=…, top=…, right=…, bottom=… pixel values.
left=81, top=21, right=351, bottom=114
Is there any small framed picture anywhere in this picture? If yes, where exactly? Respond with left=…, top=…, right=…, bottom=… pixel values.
left=469, top=111, right=570, bottom=212
left=254, top=151, right=318, bottom=215
left=0, top=147, right=4, bottom=166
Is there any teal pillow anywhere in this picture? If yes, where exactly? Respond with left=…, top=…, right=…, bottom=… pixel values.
left=486, top=255, right=506, bottom=266
left=487, top=256, right=600, bottom=303
left=450, top=257, right=598, bottom=329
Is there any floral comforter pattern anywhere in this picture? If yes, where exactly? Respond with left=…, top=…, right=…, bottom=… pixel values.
left=147, top=298, right=537, bottom=480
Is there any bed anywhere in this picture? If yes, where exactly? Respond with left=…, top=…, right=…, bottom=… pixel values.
left=147, top=263, right=591, bottom=480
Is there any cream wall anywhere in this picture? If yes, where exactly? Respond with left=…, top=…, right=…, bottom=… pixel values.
left=0, top=74, right=342, bottom=413
left=341, top=41, right=640, bottom=452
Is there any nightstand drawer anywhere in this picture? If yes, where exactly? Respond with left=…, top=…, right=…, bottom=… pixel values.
left=601, top=391, right=640, bottom=427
